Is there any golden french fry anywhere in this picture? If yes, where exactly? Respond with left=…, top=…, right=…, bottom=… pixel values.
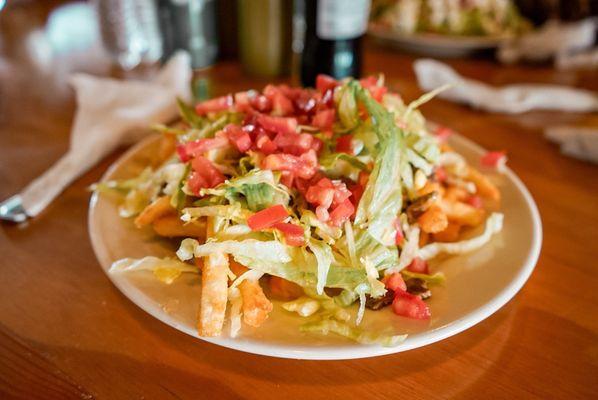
left=417, top=205, right=449, bottom=234
left=158, top=133, right=177, bottom=164
left=269, top=276, right=304, bottom=301
left=198, top=217, right=229, bottom=337
left=439, top=199, right=485, bottom=227
left=152, top=215, right=206, bottom=238
left=135, top=196, right=175, bottom=228
left=417, top=181, right=443, bottom=198
left=229, top=260, right=273, bottom=328
left=466, top=166, right=500, bottom=202
left=432, top=222, right=462, bottom=242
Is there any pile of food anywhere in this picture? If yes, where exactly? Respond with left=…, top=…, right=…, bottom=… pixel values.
left=371, top=0, right=531, bottom=37
left=98, top=74, right=505, bottom=346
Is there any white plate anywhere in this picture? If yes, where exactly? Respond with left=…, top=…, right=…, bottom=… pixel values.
left=368, top=24, right=510, bottom=57
left=88, top=132, right=541, bottom=360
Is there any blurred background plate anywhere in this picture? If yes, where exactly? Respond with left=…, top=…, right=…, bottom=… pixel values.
left=88, top=130, right=542, bottom=360
left=368, top=23, right=509, bottom=57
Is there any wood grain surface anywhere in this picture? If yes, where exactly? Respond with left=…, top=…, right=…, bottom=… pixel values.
left=1, top=1, right=597, bottom=399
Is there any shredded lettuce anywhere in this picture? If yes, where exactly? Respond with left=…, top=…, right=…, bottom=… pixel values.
left=401, top=270, right=446, bottom=285
left=110, top=256, right=198, bottom=284
left=300, top=319, right=407, bottom=347
left=181, top=204, right=252, bottom=224
left=308, top=239, right=334, bottom=295
left=282, top=297, right=321, bottom=317
left=177, top=238, right=292, bottom=263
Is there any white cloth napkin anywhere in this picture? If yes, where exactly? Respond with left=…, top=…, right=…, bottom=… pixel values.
left=497, top=18, right=597, bottom=69
left=14, top=51, right=192, bottom=218
left=413, top=59, right=598, bottom=114
left=545, top=126, right=598, bottom=164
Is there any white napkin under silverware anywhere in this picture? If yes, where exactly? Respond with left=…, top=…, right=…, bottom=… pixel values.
left=414, top=58, right=598, bottom=114
left=0, top=51, right=192, bottom=222
left=497, top=18, right=597, bottom=69
left=545, top=126, right=598, bottom=164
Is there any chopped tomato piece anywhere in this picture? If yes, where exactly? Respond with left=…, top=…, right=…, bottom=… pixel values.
left=406, top=257, right=429, bottom=274
left=316, top=74, right=338, bottom=93
left=262, top=150, right=318, bottom=179
left=186, top=156, right=225, bottom=195
left=383, top=273, right=407, bottom=292
left=257, top=114, right=298, bottom=135
left=255, top=133, right=277, bottom=155
left=273, top=222, right=305, bottom=246
left=394, top=218, right=404, bottom=246
left=177, top=135, right=229, bottom=162
left=233, top=91, right=254, bottom=113
left=335, top=134, right=353, bottom=154
left=392, top=290, right=431, bottom=320
left=328, top=199, right=355, bottom=227
left=466, top=195, right=483, bottom=209
left=280, top=171, right=294, bottom=188
left=434, top=126, right=453, bottom=143
left=273, top=131, right=313, bottom=156
left=306, top=180, right=335, bottom=209
left=312, top=109, right=335, bottom=130
left=263, top=85, right=294, bottom=116
left=348, top=183, right=364, bottom=206
left=224, top=124, right=252, bottom=153
left=250, top=94, right=272, bottom=112
left=294, top=91, right=318, bottom=114
left=247, top=205, right=289, bottom=231
left=359, top=76, right=387, bottom=102
left=481, top=151, right=507, bottom=169
left=195, top=95, right=233, bottom=115
left=358, top=171, right=369, bottom=187
left=434, top=166, right=447, bottom=183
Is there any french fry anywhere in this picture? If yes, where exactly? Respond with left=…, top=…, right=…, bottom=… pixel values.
left=134, top=196, right=175, bottom=228
left=152, top=215, right=206, bottom=238
left=466, top=166, right=500, bottom=202
left=229, top=260, right=273, bottom=328
left=197, top=217, right=229, bottom=337
left=417, top=205, right=449, bottom=233
left=439, top=199, right=485, bottom=227
left=432, top=222, right=462, bottom=242
left=269, top=276, right=304, bottom=301
left=155, top=132, right=177, bottom=166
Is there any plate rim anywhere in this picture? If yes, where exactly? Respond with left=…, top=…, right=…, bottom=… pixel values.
left=88, top=132, right=542, bottom=360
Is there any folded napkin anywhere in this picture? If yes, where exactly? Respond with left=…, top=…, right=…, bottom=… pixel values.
left=545, top=126, right=598, bottom=164
left=414, top=59, right=598, bottom=114
left=497, top=18, right=597, bottom=68
left=0, top=51, right=192, bottom=222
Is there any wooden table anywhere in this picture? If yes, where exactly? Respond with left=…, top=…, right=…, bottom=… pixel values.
left=1, top=2, right=597, bottom=399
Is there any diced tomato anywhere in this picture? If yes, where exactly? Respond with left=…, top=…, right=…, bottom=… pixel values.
left=255, top=132, right=278, bottom=154
left=294, top=91, right=318, bottom=114
left=406, top=257, right=429, bottom=274
left=358, top=171, right=369, bottom=187
left=250, top=94, right=272, bottom=112
left=466, top=195, right=483, bottom=209
left=335, top=134, right=353, bottom=154
left=186, top=156, right=225, bottom=195
left=481, top=151, right=507, bottom=169
left=359, top=76, right=387, bottom=102
left=348, top=183, right=364, bottom=206
left=392, top=290, right=431, bottom=320
left=224, top=124, right=252, bottom=153
left=176, top=135, right=229, bottom=162
left=195, top=95, right=233, bottom=115
left=316, top=74, right=338, bottom=93
left=262, top=150, right=318, bottom=179
left=273, top=222, right=305, bottom=246
left=263, top=85, right=294, bottom=116
left=280, top=171, right=294, bottom=188
left=256, top=114, right=298, bottom=135
left=394, top=218, right=404, bottom=246
left=247, top=204, right=289, bottom=231
left=312, top=109, right=335, bottom=130
left=383, top=273, right=407, bottom=292
left=435, top=166, right=447, bottom=183
left=328, top=199, right=355, bottom=227
left=316, top=206, right=329, bottom=222
left=273, top=131, right=313, bottom=156
left=311, top=137, right=324, bottom=154
left=434, top=125, right=453, bottom=143
left=306, top=180, right=335, bottom=209
left=233, top=91, right=254, bottom=113
left=321, top=88, right=335, bottom=107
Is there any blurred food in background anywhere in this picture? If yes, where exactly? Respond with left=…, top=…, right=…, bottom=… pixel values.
left=370, top=0, right=532, bottom=37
